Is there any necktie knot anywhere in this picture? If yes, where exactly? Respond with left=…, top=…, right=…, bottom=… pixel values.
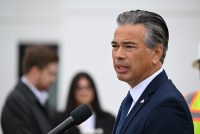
left=125, top=91, right=133, bottom=103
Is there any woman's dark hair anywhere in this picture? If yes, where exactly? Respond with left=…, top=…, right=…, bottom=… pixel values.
left=65, top=72, right=104, bottom=116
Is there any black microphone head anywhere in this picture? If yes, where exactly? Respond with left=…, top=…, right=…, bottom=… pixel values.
left=70, top=104, right=92, bottom=125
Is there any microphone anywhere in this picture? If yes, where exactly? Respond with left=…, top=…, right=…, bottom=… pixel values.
left=48, top=104, right=92, bottom=134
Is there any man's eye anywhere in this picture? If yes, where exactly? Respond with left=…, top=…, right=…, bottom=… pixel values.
left=126, top=45, right=135, bottom=52
left=112, top=44, right=117, bottom=48
left=112, top=44, right=119, bottom=50
left=126, top=45, right=134, bottom=48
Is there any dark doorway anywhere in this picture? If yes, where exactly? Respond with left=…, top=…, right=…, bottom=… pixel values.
left=18, top=42, right=59, bottom=108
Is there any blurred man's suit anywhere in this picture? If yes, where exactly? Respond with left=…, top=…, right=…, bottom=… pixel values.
left=1, top=81, right=55, bottom=134
left=112, top=70, right=194, bottom=134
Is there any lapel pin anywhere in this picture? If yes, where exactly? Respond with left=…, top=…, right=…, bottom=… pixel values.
left=140, top=99, right=144, bottom=103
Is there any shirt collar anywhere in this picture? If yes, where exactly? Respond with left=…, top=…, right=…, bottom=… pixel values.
left=129, top=67, right=163, bottom=103
left=21, top=76, right=49, bottom=106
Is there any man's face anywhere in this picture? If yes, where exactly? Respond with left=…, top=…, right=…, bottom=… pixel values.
left=75, top=77, right=95, bottom=106
left=36, top=63, right=57, bottom=90
left=112, top=24, right=156, bottom=87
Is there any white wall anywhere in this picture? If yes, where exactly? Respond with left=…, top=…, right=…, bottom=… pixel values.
left=0, top=0, right=200, bottom=133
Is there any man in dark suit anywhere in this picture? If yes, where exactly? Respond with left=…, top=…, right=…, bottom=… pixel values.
left=111, top=10, right=194, bottom=134
left=1, top=45, right=59, bottom=134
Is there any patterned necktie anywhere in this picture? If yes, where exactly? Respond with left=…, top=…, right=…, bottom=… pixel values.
left=116, top=91, right=133, bottom=134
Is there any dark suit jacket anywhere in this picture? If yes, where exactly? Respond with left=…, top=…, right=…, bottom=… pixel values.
left=112, top=70, right=194, bottom=134
left=55, top=111, right=115, bottom=134
left=1, top=81, right=55, bottom=134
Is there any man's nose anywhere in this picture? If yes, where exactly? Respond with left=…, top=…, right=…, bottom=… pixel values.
left=114, top=47, right=126, bottom=59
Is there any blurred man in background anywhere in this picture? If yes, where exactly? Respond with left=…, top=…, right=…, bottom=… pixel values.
left=1, top=45, right=59, bottom=134
left=185, top=42, right=200, bottom=134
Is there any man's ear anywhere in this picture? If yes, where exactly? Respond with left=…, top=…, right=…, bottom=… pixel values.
left=152, top=44, right=163, bottom=64
left=30, top=66, right=40, bottom=75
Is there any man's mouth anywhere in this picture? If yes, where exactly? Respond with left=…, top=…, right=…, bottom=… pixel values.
left=115, top=64, right=129, bottom=74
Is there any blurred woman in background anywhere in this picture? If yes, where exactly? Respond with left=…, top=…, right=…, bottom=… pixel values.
left=60, top=72, right=115, bottom=134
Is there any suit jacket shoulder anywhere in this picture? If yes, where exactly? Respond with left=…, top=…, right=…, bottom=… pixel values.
left=96, top=111, right=116, bottom=134
left=113, top=70, right=194, bottom=134
left=1, top=81, right=52, bottom=134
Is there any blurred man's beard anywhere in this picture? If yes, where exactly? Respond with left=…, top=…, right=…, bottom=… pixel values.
left=35, top=82, right=50, bottom=91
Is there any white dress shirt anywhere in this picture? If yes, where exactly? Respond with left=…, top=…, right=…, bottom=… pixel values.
left=78, top=113, right=96, bottom=134
left=128, top=68, right=163, bottom=115
left=21, top=76, right=49, bottom=106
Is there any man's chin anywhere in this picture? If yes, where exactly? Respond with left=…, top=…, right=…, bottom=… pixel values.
left=37, top=86, right=49, bottom=91
left=117, top=75, right=127, bottom=82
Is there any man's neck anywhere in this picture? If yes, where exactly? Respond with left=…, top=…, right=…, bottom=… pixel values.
left=129, top=62, right=162, bottom=88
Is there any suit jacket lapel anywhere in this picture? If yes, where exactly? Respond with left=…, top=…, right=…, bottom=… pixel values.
left=31, top=103, right=51, bottom=133
left=112, top=99, right=125, bottom=134
left=120, top=70, right=168, bottom=133
left=17, top=82, right=51, bottom=133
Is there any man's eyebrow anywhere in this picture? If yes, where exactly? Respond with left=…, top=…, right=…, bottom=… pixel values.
left=123, top=41, right=135, bottom=45
left=111, top=41, right=117, bottom=44
left=111, top=41, right=136, bottom=45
